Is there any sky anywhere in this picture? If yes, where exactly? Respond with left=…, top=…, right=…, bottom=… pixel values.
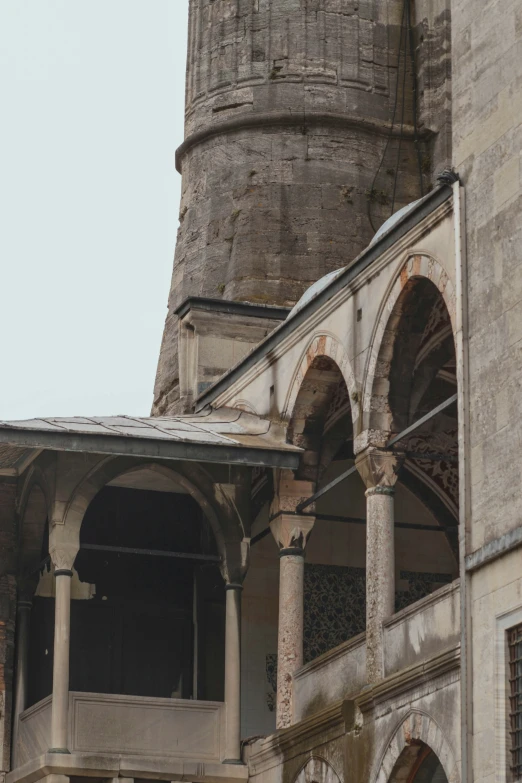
left=0, top=1, right=188, bottom=420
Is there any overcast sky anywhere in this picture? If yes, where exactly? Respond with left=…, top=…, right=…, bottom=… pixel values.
left=0, top=1, right=187, bottom=420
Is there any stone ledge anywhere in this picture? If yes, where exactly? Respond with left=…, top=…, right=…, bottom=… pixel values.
left=383, top=579, right=460, bottom=630
left=465, top=525, right=522, bottom=572
left=175, top=110, right=433, bottom=172
left=248, top=701, right=346, bottom=775
left=355, top=646, right=461, bottom=715
left=6, top=754, right=248, bottom=783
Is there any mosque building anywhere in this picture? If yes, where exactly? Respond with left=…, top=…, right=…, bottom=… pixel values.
left=1, top=2, right=521, bottom=783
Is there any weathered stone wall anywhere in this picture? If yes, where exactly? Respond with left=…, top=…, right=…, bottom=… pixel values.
left=0, top=481, right=17, bottom=780
left=153, top=0, right=426, bottom=414
left=451, top=0, right=522, bottom=779
left=413, top=0, right=452, bottom=176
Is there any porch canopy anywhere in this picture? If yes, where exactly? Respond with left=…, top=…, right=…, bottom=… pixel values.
left=0, top=407, right=301, bottom=473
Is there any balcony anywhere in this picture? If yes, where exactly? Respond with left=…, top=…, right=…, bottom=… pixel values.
left=293, top=581, right=460, bottom=722
left=12, top=693, right=247, bottom=783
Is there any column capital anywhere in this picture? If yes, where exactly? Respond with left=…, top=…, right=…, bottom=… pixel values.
left=221, top=538, right=249, bottom=587
left=270, top=513, right=315, bottom=554
left=355, top=446, right=403, bottom=491
left=49, top=523, right=79, bottom=572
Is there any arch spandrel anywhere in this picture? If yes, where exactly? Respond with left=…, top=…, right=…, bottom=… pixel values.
left=49, top=456, right=249, bottom=574
left=283, top=333, right=359, bottom=429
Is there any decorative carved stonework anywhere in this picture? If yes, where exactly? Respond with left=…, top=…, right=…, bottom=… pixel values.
left=269, top=514, right=315, bottom=552
left=355, top=447, right=402, bottom=490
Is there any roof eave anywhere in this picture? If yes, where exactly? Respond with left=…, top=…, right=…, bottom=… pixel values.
left=0, top=428, right=301, bottom=470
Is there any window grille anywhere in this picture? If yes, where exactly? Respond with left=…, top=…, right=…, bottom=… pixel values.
left=509, top=624, right=522, bottom=779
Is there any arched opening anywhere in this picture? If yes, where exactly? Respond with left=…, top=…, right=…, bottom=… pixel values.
left=389, top=742, right=449, bottom=783
left=27, top=466, right=225, bottom=708
left=374, top=275, right=460, bottom=597
left=242, top=353, right=357, bottom=737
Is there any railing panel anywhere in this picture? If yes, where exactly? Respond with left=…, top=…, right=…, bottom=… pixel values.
left=293, top=633, right=366, bottom=722
left=383, top=581, right=461, bottom=677
left=18, top=696, right=52, bottom=766
left=69, top=693, right=224, bottom=760
left=17, top=693, right=224, bottom=766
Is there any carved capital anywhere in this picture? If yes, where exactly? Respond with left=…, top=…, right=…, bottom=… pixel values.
left=221, top=538, right=250, bottom=586
left=355, top=447, right=403, bottom=490
left=48, top=524, right=80, bottom=571
left=270, top=513, right=315, bottom=553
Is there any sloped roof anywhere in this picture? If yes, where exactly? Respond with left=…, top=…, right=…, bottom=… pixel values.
left=0, top=409, right=301, bottom=472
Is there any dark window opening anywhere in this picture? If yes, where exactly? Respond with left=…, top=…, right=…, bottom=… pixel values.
left=28, top=486, right=225, bottom=708
left=509, top=624, right=522, bottom=779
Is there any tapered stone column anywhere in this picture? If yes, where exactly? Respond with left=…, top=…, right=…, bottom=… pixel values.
left=48, top=532, right=79, bottom=754
left=356, top=448, right=401, bottom=683
left=270, top=509, right=315, bottom=729
left=221, top=536, right=249, bottom=764
left=12, top=595, right=33, bottom=763
left=50, top=568, right=73, bottom=753
left=223, top=582, right=242, bottom=762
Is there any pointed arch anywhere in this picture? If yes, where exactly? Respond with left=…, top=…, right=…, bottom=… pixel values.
left=362, top=253, right=456, bottom=435
left=59, top=458, right=248, bottom=561
left=373, top=711, right=459, bottom=783
left=292, top=756, right=342, bottom=783
left=284, top=333, right=358, bottom=427
left=283, top=334, right=357, bottom=482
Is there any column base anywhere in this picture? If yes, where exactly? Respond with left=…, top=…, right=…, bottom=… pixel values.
left=222, top=760, right=244, bottom=765
left=47, top=749, right=71, bottom=755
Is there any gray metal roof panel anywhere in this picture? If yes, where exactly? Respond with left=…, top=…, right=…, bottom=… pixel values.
left=0, top=410, right=301, bottom=470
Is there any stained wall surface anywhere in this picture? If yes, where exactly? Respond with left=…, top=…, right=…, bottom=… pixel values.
left=153, top=0, right=426, bottom=414
left=451, top=0, right=522, bottom=779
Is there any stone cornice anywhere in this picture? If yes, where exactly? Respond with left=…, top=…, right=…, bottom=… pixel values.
left=355, top=646, right=461, bottom=714
left=249, top=645, right=460, bottom=776
left=465, top=525, right=522, bottom=572
left=248, top=701, right=346, bottom=776
left=382, top=579, right=460, bottom=630
left=176, top=110, right=430, bottom=173
left=175, top=296, right=290, bottom=322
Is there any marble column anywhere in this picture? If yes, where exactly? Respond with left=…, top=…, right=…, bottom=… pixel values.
left=223, top=582, right=242, bottom=762
left=50, top=568, right=73, bottom=753
left=48, top=532, right=79, bottom=754
left=356, top=448, right=401, bottom=683
left=270, top=511, right=315, bottom=729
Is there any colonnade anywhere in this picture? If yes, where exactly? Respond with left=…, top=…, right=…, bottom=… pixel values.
left=269, top=449, right=401, bottom=728
left=12, top=447, right=400, bottom=760
left=12, top=538, right=245, bottom=765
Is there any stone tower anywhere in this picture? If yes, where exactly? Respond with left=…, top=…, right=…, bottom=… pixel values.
left=153, top=0, right=426, bottom=415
